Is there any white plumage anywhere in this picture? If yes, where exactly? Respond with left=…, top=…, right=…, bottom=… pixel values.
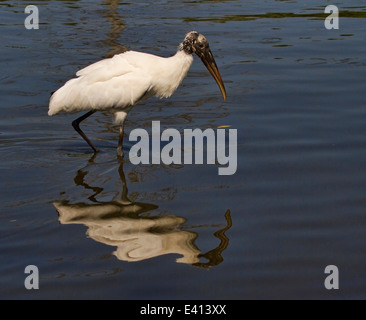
left=49, top=50, right=193, bottom=119
left=48, top=31, right=226, bottom=155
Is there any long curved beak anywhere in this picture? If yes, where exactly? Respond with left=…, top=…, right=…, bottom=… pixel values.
left=199, top=49, right=227, bottom=101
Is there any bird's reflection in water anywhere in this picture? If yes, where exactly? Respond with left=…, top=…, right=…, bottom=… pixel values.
left=102, top=0, right=128, bottom=58
left=54, top=157, right=232, bottom=268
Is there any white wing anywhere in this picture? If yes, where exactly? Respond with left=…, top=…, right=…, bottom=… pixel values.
left=48, top=51, right=154, bottom=115
left=49, top=49, right=194, bottom=116
left=76, top=52, right=135, bottom=80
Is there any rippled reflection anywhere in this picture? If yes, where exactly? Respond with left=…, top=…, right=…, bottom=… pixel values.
left=54, top=157, right=232, bottom=267
left=102, top=0, right=128, bottom=58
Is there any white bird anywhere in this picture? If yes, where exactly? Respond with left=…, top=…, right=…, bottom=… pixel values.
left=48, top=31, right=226, bottom=156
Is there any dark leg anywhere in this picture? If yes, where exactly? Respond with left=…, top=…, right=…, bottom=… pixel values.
left=117, top=160, right=132, bottom=204
left=114, top=111, right=128, bottom=159
left=72, top=110, right=98, bottom=153
left=117, top=124, right=124, bottom=159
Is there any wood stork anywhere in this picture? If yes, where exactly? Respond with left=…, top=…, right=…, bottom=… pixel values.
left=48, top=31, right=227, bottom=156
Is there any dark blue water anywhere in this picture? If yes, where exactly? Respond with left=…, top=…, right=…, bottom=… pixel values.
left=0, top=0, right=365, bottom=299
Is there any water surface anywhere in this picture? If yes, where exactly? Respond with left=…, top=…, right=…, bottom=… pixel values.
left=0, top=0, right=366, bottom=299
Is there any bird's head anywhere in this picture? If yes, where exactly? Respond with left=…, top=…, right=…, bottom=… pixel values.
left=182, top=31, right=227, bottom=101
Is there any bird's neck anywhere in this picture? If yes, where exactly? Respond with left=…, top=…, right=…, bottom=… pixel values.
left=169, top=49, right=194, bottom=90
left=153, top=49, right=193, bottom=99
left=172, top=47, right=194, bottom=69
